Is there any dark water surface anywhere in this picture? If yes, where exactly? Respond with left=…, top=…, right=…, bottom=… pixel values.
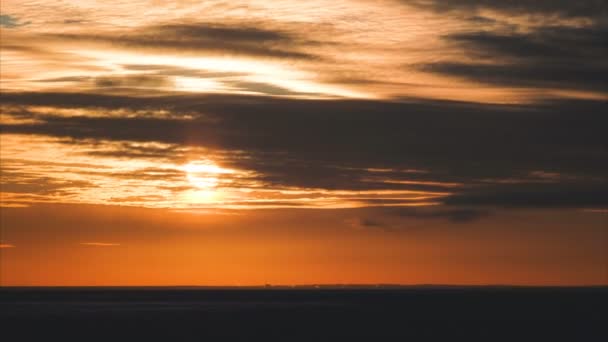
left=1, top=287, right=606, bottom=341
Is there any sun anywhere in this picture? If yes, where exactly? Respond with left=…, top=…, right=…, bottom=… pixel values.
left=183, top=161, right=234, bottom=189
left=181, top=160, right=235, bottom=204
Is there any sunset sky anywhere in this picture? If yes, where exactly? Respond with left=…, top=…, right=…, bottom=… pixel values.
left=1, top=0, right=606, bottom=286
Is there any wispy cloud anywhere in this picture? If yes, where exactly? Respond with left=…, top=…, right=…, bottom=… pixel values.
left=0, top=244, right=16, bottom=248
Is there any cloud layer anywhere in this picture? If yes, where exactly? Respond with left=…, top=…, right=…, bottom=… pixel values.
left=1, top=92, right=606, bottom=209
left=1, top=0, right=606, bottom=210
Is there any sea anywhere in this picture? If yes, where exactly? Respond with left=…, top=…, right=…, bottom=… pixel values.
left=1, top=286, right=606, bottom=341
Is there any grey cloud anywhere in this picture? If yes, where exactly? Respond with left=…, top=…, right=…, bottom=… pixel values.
left=154, top=24, right=290, bottom=43
left=420, top=62, right=608, bottom=91
left=85, top=143, right=185, bottom=160
left=444, top=185, right=608, bottom=208
left=350, top=207, right=489, bottom=232
left=357, top=218, right=385, bottom=227
left=94, top=75, right=173, bottom=89
left=419, top=25, right=608, bottom=92
left=0, top=15, right=30, bottom=28
left=389, top=207, right=489, bottom=223
left=446, top=27, right=608, bottom=61
left=404, top=0, right=608, bottom=21
left=347, top=217, right=388, bottom=230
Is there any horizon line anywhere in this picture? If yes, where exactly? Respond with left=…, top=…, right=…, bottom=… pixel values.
left=1, top=284, right=607, bottom=289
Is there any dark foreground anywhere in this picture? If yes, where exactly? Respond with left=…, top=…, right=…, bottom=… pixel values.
left=1, top=287, right=606, bottom=341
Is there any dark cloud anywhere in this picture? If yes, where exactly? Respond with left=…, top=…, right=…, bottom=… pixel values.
left=85, top=143, right=185, bottom=160
left=421, top=62, right=608, bottom=91
left=388, top=207, right=489, bottom=223
left=347, top=217, right=388, bottom=230
left=349, top=207, right=489, bottom=232
left=447, top=27, right=608, bottom=61
left=445, top=184, right=608, bottom=208
left=154, top=24, right=290, bottom=43
left=1, top=92, right=606, bottom=208
left=420, top=26, right=608, bottom=92
left=93, top=75, right=173, bottom=89
left=405, top=0, right=608, bottom=21
left=49, top=22, right=319, bottom=60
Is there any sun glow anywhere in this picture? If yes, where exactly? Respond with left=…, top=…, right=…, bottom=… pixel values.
left=184, top=161, right=234, bottom=188
left=181, top=161, right=236, bottom=204
left=174, top=76, right=224, bottom=93
left=63, top=49, right=370, bottom=98
left=0, top=134, right=453, bottom=209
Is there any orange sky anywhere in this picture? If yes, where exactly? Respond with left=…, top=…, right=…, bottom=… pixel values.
left=1, top=0, right=607, bottom=286
left=1, top=204, right=606, bottom=286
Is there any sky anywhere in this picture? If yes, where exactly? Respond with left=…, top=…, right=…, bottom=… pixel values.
left=0, top=0, right=607, bottom=286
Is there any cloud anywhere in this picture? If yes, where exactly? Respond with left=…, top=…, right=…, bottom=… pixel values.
left=419, top=25, right=608, bottom=92
left=1, top=92, right=606, bottom=209
left=0, top=15, right=29, bottom=28
left=94, top=75, right=174, bottom=89
left=445, top=27, right=608, bottom=61
left=388, top=207, right=489, bottom=223
left=36, top=76, right=93, bottom=83
left=80, top=242, right=120, bottom=247
left=49, top=22, right=319, bottom=60
left=32, top=67, right=313, bottom=96
left=347, top=206, right=489, bottom=232
left=421, top=62, right=608, bottom=92
left=225, top=81, right=304, bottom=96
left=346, top=217, right=389, bottom=230
left=0, top=244, right=16, bottom=248
left=0, top=174, right=94, bottom=197
left=444, top=185, right=608, bottom=208
left=153, top=24, right=291, bottom=43
left=404, top=0, right=608, bottom=21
